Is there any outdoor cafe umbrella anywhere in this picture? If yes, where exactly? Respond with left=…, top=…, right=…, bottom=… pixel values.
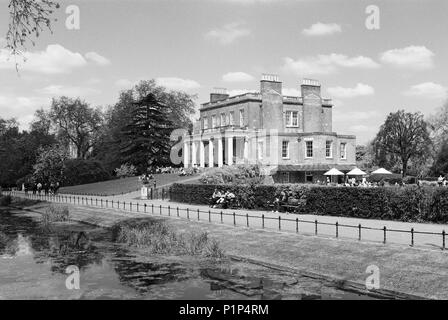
left=347, top=167, right=367, bottom=176
left=371, top=168, right=392, bottom=175
left=324, top=167, right=344, bottom=183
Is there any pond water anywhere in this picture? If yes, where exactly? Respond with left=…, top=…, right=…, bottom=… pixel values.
left=0, top=208, right=379, bottom=300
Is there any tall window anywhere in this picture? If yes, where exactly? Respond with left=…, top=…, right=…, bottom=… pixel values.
left=285, top=111, right=299, bottom=127
left=325, top=141, right=333, bottom=158
left=229, top=111, right=234, bottom=125
left=211, top=115, right=216, bottom=128
left=340, top=142, right=347, bottom=159
left=220, top=113, right=226, bottom=127
left=239, top=109, right=245, bottom=127
left=305, top=140, right=313, bottom=158
left=203, top=117, right=208, bottom=130
left=282, top=141, right=289, bottom=158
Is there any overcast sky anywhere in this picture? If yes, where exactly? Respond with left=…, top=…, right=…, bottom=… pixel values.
left=0, top=0, right=447, bottom=144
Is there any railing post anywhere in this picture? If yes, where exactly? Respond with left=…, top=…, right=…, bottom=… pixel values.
left=233, top=212, right=236, bottom=226
left=187, top=208, right=190, bottom=219
left=144, top=203, right=147, bottom=213
left=101, top=199, right=103, bottom=208
left=411, top=228, right=414, bottom=247
left=208, top=210, right=211, bottom=222
left=262, top=214, right=265, bottom=229
left=159, top=205, right=162, bottom=215
left=152, top=204, right=154, bottom=214
left=246, top=213, right=249, bottom=227
left=197, top=209, right=200, bottom=221
left=336, top=221, right=339, bottom=238
left=220, top=211, right=223, bottom=223
left=137, top=202, right=139, bottom=212
left=315, top=220, right=318, bottom=235
left=168, top=205, right=170, bottom=216
left=106, top=200, right=108, bottom=208
left=296, top=218, right=298, bottom=233
left=443, top=230, right=446, bottom=250
left=130, top=202, right=133, bottom=211
left=177, top=207, right=179, bottom=217
left=383, top=226, right=387, bottom=244
left=278, top=216, right=281, bottom=230
left=358, top=224, right=362, bottom=241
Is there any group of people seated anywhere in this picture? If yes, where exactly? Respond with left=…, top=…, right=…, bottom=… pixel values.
left=210, top=188, right=237, bottom=209
left=315, top=177, right=385, bottom=188
left=153, top=166, right=178, bottom=174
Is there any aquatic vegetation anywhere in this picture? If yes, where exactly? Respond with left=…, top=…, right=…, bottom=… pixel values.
left=114, top=219, right=225, bottom=258
left=42, top=205, right=70, bottom=225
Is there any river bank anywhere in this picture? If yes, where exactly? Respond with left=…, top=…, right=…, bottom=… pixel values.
left=5, top=198, right=445, bottom=299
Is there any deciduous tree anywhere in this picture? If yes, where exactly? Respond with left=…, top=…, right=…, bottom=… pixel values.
left=374, top=110, right=431, bottom=177
left=49, top=97, right=103, bottom=159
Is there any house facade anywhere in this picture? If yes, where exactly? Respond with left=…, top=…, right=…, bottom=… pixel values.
left=183, top=74, right=356, bottom=183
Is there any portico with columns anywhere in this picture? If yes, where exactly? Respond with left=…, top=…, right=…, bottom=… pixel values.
left=183, top=129, right=252, bottom=168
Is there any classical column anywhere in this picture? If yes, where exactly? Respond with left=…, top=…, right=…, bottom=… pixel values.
left=227, top=136, right=233, bottom=165
left=243, top=137, right=249, bottom=163
left=191, top=140, right=197, bottom=167
left=199, top=140, right=205, bottom=168
left=208, top=138, right=214, bottom=168
left=183, top=138, right=189, bottom=168
left=218, top=137, right=223, bottom=167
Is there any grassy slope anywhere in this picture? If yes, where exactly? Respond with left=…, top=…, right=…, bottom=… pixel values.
left=59, top=173, right=199, bottom=196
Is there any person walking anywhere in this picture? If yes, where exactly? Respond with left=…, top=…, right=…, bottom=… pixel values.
left=37, top=182, right=42, bottom=195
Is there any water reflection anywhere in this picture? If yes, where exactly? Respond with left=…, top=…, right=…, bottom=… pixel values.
left=0, top=209, right=380, bottom=300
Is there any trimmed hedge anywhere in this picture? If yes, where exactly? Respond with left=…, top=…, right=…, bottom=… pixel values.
left=169, top=183, right=448, bottom=223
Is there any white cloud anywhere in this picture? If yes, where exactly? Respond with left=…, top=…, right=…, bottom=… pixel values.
left=380, top=46, right=434, bottom=70
left=205, top=22, right=251, bottom=45
left=302, top=22, right=342, bottom=36
left=327, top=83, right=375, bottom=98
left=403, top=82, right=447, bottom=99
left=222, top=72, right=254, bottom=82
left=283, top=53, right=379, bottom=76
left=85, top=52, right=111, bottom=66
left=155, top=77, right=201, bottom=91
left=38, top=85, right=100, bottom=97
left=0, top=44, right=87, bottom=74
left=282, top=88, right=301, bottom=96
left=0, top=37, right=6, bottom=47
left=0, top=93, right=50, bottom=129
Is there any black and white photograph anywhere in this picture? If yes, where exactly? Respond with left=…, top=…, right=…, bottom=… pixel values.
left=0, top=0, right=447, bottom=311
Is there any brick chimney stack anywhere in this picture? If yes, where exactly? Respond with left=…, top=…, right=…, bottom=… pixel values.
left=260, top=74, right=283, bottom=130
left=210, top=87, right=229, bottom=103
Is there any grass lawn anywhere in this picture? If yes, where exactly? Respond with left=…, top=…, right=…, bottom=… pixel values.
left=59, top=173, right=199, bottom=196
